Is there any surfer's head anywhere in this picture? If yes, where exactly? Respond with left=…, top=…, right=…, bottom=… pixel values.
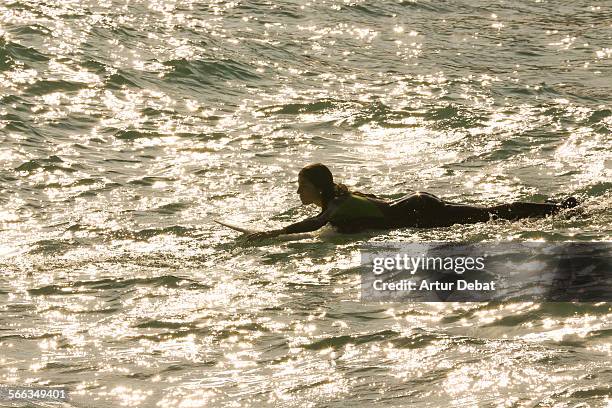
left=298, top=163, right=349, bottom=208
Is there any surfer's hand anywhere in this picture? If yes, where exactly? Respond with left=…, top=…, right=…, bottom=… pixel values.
left=244, top=229, right=282, bottom=241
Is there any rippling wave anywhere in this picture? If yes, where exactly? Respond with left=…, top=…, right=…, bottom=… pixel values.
left=0, top=0, right=610, bottom=406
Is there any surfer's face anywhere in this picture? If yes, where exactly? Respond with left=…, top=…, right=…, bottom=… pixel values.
left=297, top=175, right=321, bottom=206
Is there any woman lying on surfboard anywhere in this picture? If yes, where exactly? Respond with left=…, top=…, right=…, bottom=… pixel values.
left=245, top=163, right=578, bottom=241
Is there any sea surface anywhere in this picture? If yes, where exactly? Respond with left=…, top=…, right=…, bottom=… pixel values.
left=0, top=0, right=611, bottom=407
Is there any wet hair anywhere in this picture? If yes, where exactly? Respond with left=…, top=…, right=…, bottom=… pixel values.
left=298, top=163, right=379, bottom=210
left=299, top=163, right=348, bottom=206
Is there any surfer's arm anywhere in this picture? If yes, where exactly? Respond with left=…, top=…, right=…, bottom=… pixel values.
left=280, top=199, right=339, bottom=234
left=245, top=201, right=338, bottom=240
left=281, top=213, right=329, bottom=234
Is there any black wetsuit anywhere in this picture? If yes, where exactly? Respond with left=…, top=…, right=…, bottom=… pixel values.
left=281, top=192, right=577, bottom=234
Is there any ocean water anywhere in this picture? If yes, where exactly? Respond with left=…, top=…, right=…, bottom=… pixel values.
left=0, top=0, right=611, bottom=407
